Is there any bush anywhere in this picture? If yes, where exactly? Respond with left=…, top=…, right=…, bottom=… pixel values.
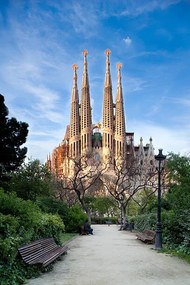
left=129, top=213, right=157, bottom=232
left=0, top=189, right=65, bottom=284
left=37, top=197, right=68, bottom=225
left=0, top=214, right=21, bottom=263
left=65, top=205, right=87, bottom=233
left=36, top=213, right=65, bottom=244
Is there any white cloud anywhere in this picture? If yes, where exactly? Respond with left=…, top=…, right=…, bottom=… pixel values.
left=123, top=36, right=132, bottom=46
left=120, top=0, right=181, bottom=17
left=124, top=75, right=147, bottom=93
left=130, top=120, right=190, bottom=156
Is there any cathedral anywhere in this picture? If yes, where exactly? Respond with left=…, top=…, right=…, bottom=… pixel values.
left=47, top=49, right=155, bottom=177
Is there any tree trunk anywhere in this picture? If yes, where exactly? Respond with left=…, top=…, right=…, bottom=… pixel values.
left=77, top=193, right=92, bottom=224
left=120, top=203, right=128, bottom=230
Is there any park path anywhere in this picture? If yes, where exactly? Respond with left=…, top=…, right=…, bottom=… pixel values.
left=26, top=225, right=190, bottom=285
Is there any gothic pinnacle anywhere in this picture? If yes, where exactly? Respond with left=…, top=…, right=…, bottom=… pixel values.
left=71, top=64, right=78, bottom=102
left=72, top=64, right=78, bottom=81
left=82, top=49, right=89, bottom=87
left=116, top=63, right=122, bottom=87
left=104, top=49, right=112, bottom=87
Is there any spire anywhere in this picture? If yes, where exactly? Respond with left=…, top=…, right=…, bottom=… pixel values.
left=102, top=49, right=114, bottom=162
left=105, top=49, right=112, bottom=87
left=147, top=137, right=154, bottom=158
left=139, top=137, right=145, bottom=156
left=71, top=64, right=79, bottom=102
left=82, top=49, right=89, bottom=88
left=69, top=63, right=80, bottom=158
left=81, top=49, right=92, bottom=153
left=116, top=63, right=122, bottom=101
left=115, top=63, right=126, bottom=161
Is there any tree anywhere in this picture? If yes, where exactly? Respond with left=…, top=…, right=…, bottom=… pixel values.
left=8, top=159, right=53, bottom=201
left=0, top=94, right=28, bottom=182
left=57, top=154, right=106, bottom=222
left=166, top=153, right=190, bottom=217
left=101, top=155, right=157, bottom=229
left=84, top=196, right=117, bottom=218
left=163, top=153, right=190, bottom=246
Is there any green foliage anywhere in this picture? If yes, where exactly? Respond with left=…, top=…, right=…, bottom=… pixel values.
left=0, top=94, right=28, bottom=184
left=36, top=213, right=65, bottom=244
left=0, top=189, right=65, bottom=284
left=65, top=204, right=87, bottom=233
left=165, top=153, right=190, bottom=250
left=127, top=189, right=158, bottom=216
left=167, top=152, right=190, bottom=185
left=0, top=190, right=64, bottom=261
left=8, top=159, right=53, bottom=201
left=84, top=196, right=118, bottom=218
left=0, top=259, right=43, bottom=285
left=0, top=214, right=21, bottom=263
left=60, top=233, right=77, bottom=245
left=129, top=213, right=157, bottom=232
left=37, top=197, right=68, bottom=223
left=131, top=153, right=190, bottom=258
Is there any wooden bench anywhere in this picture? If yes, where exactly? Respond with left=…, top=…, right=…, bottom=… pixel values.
left=136, top=229, right=155, bottom=244
left=18, top=237, right=68, bottom=267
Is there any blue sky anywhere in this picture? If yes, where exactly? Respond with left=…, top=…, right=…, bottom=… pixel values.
left=0, top=0, right=190, bottom=162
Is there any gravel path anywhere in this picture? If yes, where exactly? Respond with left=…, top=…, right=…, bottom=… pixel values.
left=26, top=225, right=190, bottom=285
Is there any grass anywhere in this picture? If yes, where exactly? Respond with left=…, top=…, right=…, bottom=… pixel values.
left=161, top=247, right=190, bottom=264
left=60, top=232, right=78, bottom=245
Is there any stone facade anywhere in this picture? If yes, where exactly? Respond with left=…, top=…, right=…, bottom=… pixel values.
left=47, top=50, right=155, bottom=177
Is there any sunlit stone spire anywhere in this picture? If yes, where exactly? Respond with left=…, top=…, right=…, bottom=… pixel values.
left=69, top=64, right=81, bottom=158
left=115, top=63, right=126, bottom=162
left=102, top=49, right=114, bottom=163
left=81, top=49, right=92, bottom=154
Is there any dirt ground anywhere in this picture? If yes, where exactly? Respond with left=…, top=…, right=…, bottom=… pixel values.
left=26, top=225, right=190, bottom=285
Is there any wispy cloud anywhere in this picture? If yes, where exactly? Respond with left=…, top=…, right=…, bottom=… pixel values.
left=120, top=0, right=181, bottom=17
left=1, top=0, right=189, bottom=163
left=123, top=36, right=132, bottom=46
left=124, top=75, right=147, bottom=93
left=131, top=119, right=190, bottom=155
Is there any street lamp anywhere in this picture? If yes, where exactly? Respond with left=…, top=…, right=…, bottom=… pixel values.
left=154, top=149, right=166, bottom=249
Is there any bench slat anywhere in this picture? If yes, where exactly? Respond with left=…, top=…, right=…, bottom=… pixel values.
left=22, top=244, right=58, bottom=264
left=18, top=238, right=68, bottom=267
left=136, top=230, right=155, bottom=244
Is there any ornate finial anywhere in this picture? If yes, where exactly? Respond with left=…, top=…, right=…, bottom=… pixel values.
left=150, top=137, right=152, bottom=142
left=140, top=137, right=143, bottom=143
left=117, top=63, right=122, bottom=70
left=97, top=122, right=101, bottom=130
left=105, top=49, right=111, bottom=56
left=83, top=49, right=88, bottom=56
left=72, top=64, right=78, bottom=71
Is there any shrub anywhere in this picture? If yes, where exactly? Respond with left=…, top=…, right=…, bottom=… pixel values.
left=65, top=204, right=87, bottom=233
left=0, top=189, right=65, bottom=248
left=129, top=213, right=156, bottom=232
left=36, top=213, right=65, bottom=243
left=37, top=197, right=69, bottom=224
left=0, top=214, right=21, bottom=263
left=0, top=189, right=65, bottom=284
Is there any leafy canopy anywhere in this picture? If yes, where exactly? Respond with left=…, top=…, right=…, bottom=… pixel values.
left=0, top=94, right=28, bottom=180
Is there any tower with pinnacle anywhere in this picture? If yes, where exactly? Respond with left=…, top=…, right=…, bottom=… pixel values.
left=49, top=49, right=155, bottom=177
left=114, top=63, right=126, bottom=165
left=80, top=50, right=92, bottom=156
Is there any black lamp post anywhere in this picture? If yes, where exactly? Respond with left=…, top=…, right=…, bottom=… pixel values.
left=154, top=149, right=166, bottom=250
